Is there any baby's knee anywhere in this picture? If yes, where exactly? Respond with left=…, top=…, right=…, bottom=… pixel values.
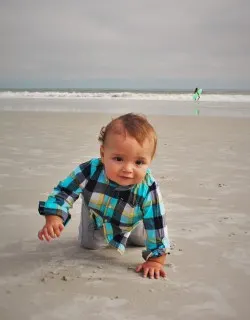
left=79, top=228, right=107, bottom=250
left=128, top=233, right=145, bottom=247
left=129, top=222, right=146, bottom=247
left=80, top=241, right=100, bottom=250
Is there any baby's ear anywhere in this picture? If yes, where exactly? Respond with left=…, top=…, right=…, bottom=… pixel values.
left=100, top=145, right=104, bottom=162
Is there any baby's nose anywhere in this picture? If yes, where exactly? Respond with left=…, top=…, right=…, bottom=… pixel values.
left=122, top=163, right=133, bottom=173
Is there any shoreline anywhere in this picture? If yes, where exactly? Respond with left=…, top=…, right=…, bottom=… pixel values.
left=1, top=98, right=250, bottom=118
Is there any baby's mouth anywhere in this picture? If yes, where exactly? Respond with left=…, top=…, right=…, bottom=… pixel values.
left=120, top=176, right=133, bottom=179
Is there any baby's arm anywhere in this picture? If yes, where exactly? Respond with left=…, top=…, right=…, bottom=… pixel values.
left=38, top=161, right=91, bottom=240
left=136, top=181, right=169, bottom=279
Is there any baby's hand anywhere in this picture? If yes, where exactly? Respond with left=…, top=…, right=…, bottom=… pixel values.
left=38, top=215, right=64, bottom=242
left=136, top=261, right=166, bottom=279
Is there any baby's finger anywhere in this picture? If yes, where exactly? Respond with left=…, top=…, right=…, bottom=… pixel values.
left=53, top=225, right=62, bottom=238
left=143, top=267, right=150, bottom=278
left=154, top=269, right=160, bottom=279
left=135, top=264, right=143, bottom=273
left=160, top=268, right=167, bottom=278
left=58, top=224, right=64, bottom=232
left=38, top=229, right=44, bottom=241
left=43, top=227, right=52, bottom=242
left=149, top=268, right=155, bottom=279
left=47, top=225, right=56, bottom=238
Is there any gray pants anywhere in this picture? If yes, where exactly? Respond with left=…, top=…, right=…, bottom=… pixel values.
left=78, top=200, right=146, bottom=249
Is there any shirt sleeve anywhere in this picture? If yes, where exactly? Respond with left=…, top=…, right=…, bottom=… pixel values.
left=141, top=182, right=170, bottom=261
left=38, top=161, right=91, bottom=225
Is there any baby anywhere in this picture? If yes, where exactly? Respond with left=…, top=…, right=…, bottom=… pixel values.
left=38, top=113, right=170, bottom=279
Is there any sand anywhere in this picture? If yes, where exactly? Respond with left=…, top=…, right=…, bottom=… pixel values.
left=0, top=111, right=250, bottom=320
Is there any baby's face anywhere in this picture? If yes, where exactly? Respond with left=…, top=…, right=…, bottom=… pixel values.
left=100, top=133, right=154, bottom=186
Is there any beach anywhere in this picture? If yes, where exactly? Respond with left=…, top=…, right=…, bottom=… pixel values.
left=0, top=109, right=250, bottom=319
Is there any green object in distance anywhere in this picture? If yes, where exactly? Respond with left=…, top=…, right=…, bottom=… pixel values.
left=193, top=88, right=203, bottom=101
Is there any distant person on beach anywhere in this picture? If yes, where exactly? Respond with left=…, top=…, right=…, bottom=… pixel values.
left=38, top=113, right=170, bottom=279
left=194, top=87, right=201, bottom=101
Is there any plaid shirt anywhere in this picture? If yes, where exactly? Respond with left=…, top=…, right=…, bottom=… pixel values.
left=38, top=158, right=169, bottom=260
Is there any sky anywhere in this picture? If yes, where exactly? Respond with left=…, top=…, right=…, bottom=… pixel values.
left=1, top=0, right=250, bottom=90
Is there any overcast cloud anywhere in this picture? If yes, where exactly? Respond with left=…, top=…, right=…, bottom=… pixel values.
left=1, top=0, right=250, bottom=90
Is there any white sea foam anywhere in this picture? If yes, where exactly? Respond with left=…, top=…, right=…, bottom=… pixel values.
left=1, top=90, right=250, bottom=102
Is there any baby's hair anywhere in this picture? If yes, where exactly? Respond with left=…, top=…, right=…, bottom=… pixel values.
left=98, top=113, right=157, bottom=158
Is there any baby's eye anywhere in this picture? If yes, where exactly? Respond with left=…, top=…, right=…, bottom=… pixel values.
left=135, top=160, right=144, bottom=166
left=113, top=156, right=123, bottom=162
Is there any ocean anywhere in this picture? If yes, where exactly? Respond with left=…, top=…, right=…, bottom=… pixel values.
left=1, top=89, right=250, bottom=117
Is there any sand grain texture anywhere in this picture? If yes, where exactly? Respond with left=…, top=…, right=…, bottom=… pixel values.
left=0, top=112, right=250, bottom=320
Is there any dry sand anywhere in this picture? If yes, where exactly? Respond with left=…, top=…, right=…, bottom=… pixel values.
left=0, top=111, right=250, bottom=320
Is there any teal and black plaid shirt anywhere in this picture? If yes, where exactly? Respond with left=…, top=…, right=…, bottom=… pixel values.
left=38, top=158, right=169, bottom=260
